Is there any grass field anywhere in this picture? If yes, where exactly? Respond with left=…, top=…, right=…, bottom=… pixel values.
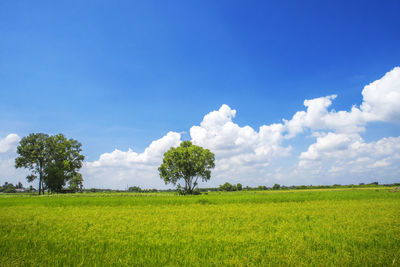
left=1, top=188, right=399, bottom=266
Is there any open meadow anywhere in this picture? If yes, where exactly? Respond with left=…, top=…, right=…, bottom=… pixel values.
left=1, top=188, right=399, bottom=266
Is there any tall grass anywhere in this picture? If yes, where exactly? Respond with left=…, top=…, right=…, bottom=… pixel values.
left=1, top=188, right=399, bottom=266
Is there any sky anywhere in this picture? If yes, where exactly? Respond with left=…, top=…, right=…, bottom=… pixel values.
left=1, top=0, right=400, bottom=189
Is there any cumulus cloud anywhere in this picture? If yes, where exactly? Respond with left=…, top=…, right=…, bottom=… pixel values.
left=190, top=104, right=290, bottom=159
left=295, top=67, right=400, bottom=175
left=82, top=132, right=181, bottom=188
left=283, top=94, right=371, bottom=136
left=361, top=66, right=400, bottom=122
left=299, top=132, right=359, bottom=162
left=297, top=133, right=400, bottom=182
left=0, top=134, right=20, bottom=153
left=88, top=131, right=181, bottom=168
left=284, top=67, right=400, bottom=137
left=189, top=104, right=292, bottom=184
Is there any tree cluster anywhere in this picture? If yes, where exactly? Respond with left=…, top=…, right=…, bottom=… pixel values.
left=15, top=133, right=85, bottom=194
left=0, top=181, right=36, bottom=193
left=219, top=182, right=242, bottom=191
left=0, top=182, right=17, bottom=193
left=128, top=186, right=142, bottom=192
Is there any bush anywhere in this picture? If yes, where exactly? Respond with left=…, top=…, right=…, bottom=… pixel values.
left=193, top=188, right=201, bottom=195
left=128, top=186, right=142, bottom=192
left=1, top=182, right=16, bottom=193
left=219, top=182, right=237, bottom=191
left=4, top=187, right=16, bottom=193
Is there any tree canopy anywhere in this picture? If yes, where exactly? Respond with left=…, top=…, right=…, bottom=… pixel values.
left=15, top=133, right=49, bottom=194
left=158, top=141, right=215, bottom=194
left=15, top=133, right=84, bottom=194
left=219, top=182, right=243, bottom=191
left=68, top=173, right=84, bottom=192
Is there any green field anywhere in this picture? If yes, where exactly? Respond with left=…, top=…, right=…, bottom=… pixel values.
left=1, top=188, right=399, bottom=266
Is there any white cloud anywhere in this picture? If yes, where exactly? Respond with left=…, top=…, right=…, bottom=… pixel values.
left=299, top=132, right=359, bottom=162
left=190, top=104, right=290, bottom=158
left=361, top=66, right=400, bottom=122
left=283, top=95, right=366, bottom=135
left=283, top=67, right=400, bottom=136
left=189, top=104, right=291, bottom=184
left=297, top=133, right=400, bottom=180
left=0, top=134, right=20, bottom=153
left=293, top=67, right=400, bottom=184
left=284, top=95, right=339, bottom=137
left=0, top=134, right=29, bottom=187
left=88, top=131, right=181, bottom=168
left=82, top=132, right=181, bottom=188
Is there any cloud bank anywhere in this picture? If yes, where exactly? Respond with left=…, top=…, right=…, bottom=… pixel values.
left=1, top=67, right=399, bottom=188
left=80, top=66, right=400, bottom=188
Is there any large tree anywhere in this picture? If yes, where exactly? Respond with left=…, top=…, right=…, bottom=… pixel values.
left=15, top=133, right=49, bottom=195
left=15, top=133, right=84, bottom=194
left=158, top=141, right=215, bottom=194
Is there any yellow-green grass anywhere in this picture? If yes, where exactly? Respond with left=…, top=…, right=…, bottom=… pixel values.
left=1, top=188, right=399, bottom=266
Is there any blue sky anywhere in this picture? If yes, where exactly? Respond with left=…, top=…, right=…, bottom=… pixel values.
left=1, top=1, right=400, bottom=189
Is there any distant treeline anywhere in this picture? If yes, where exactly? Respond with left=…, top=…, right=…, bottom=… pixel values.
left=205, top=181, right=400, bottom=192
left=0, top=182, right=36, bottom=193
left=85, top=181, right=400, bottom=194
left=1, top=181, right=399, bottom=194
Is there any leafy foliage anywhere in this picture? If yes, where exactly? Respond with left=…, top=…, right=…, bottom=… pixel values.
left=273, top=183, right=281, bottom=190
left=45, top=134, right=84, bottom=193
left=158, top=141, right=215, bottom=194
left=219, top=182, right=236, bottom=191
left=68, top=173, right=84, bottom=193
left=0, top=182, right=16, bottom=193
left=15, top=133, right=84, bottom=194
left=128, top=186, right=142, bottom=192
left=219, top=182, right=243, bottom=191
left=15, top=133, right=49, bottom=194
left=236, top=183, right=242, bottom=191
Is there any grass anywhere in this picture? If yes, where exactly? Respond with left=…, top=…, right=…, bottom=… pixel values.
left=1, top=188, right=399, bottom=266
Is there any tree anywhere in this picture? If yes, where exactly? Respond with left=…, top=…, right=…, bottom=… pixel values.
left=0, top=182, right=16, bottom=193
left=128, top=186, right=142, bottom=192
left=272, top=183, right=280, bottom=190
left=45, top=134, right=84, bottom=193
left=16, top=182, right=23, bottom=189
left=68, top=173, right=84, bottom=192
left=258, top=185, right=267, bottom=190
left=15, top=133, right=84, bottom=194
left=236, top=183, right=242, bottom=191
left=219, top=182, right=236, bottom=191
left=15, top=133, right=49, bottom=195
left=158, top=141, right=215, bottom=195
left=4, top=186, right=16, bottom=193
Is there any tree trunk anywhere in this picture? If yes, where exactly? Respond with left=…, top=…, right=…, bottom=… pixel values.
left=38, top=174, right=42, bottom=195
left=186, top=176, right=193, bottom=194
left=184, top=177, right=188, bottom=193
left=38, top=162, right=43, bottom=195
